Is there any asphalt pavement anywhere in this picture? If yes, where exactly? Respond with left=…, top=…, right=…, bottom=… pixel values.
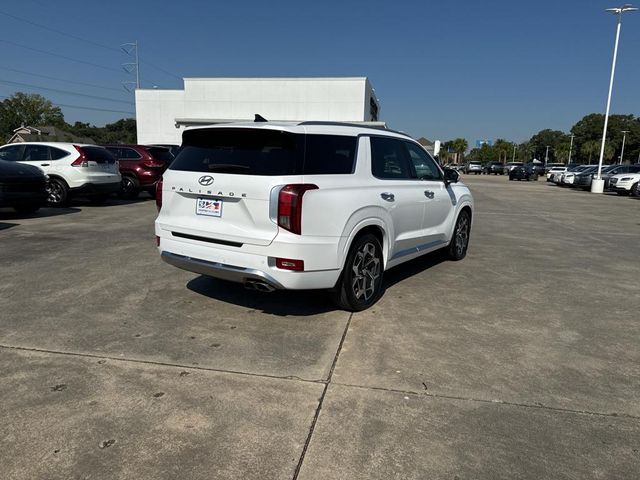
left=1, top=176, right=638, bottom=479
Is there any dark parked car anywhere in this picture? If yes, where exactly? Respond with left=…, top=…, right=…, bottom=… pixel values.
left=571, top=165, right=600, bottom=189
left=0, top=159, right=47, bottom=213
left=483, top=162, right=505, bottom=175
left=103, top=145, right=174, bottom=199
left=527, top=162, right=545, bottom=175
left=509, top=164, right=539, bottom=181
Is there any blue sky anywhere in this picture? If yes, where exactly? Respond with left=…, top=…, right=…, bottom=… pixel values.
left=1, top=0, right=639, bottom=145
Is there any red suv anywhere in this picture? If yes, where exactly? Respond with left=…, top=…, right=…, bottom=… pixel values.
left=103, top=145, right=173, bottom=199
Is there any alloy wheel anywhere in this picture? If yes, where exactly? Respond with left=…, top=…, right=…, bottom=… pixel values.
left=46, top=181, right=62, bottom=204
left=455, top=214, right=470, bottom=257
left=351, top=242, right=381, bottom=301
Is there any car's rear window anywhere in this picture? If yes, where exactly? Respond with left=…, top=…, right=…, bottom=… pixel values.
left=83, top=146, right=115, bottom=164
left=146, top=147, right=174, bottom=164
left=170, top=128, right=357, bottom=176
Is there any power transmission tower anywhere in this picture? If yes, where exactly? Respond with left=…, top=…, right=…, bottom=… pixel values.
left=121, top=41, right=139, bottom=92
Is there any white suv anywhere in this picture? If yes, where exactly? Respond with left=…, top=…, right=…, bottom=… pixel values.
left=155, top=122, right=474, bottom=311
left=0, top=142, right=121, bottom=206
left=608, top=171, right=640, bottom=196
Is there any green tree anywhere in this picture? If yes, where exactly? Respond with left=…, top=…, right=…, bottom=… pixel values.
left=0, top=92, right=65, bottom=140
left=581, top=140, right=600, bottom=164
left=450, top=138, right=468, bottom=163
left=528, top=129, right=567, bottom=163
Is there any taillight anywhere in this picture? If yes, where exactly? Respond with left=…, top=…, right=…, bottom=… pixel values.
left=71, top=145, right=88, bottom=167
left=155, top=178, right=163, bottom=211
left=142, top=160, right=165, bottom=168
left=277, top=184, right=318, bottom=235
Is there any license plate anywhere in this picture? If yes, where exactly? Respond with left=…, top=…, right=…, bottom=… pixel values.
left=196, top=197, right=222, bottom=217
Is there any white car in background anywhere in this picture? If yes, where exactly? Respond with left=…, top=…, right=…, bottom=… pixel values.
left=608, top=172, right=640, bottom=196
left=156, top=121, right=474, bottom=311
left=546, top=166, right=566, bottom=182
left=0, top=142, right=121, bottom=206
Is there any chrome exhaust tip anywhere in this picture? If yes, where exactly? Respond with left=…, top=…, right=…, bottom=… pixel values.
left=244, top=280, right=276, bottom=293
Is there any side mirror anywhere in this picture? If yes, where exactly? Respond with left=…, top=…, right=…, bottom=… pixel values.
left=443, top=168, right=460, bottom=185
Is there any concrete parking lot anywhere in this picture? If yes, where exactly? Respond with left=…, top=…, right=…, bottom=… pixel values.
left=1, top=176, right=639, bottom=479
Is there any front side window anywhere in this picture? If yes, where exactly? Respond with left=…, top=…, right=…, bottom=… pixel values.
left=0, top=144, right=25, bottom=162
left=404, top=142, right=442, bottom=181
left=370, top=137, right=412, bottom=179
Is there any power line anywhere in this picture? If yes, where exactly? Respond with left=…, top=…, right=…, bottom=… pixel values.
left=0, top=79, right=133, bottom=105
left=0, top=39, right=123, bottom=74
left=0, top=95, right=134, bottom=115
left=0, top=66, right=127, bottom=93
left=0, top=9, right=181, bottom=81
left=0, top=8, right=119, bottom=53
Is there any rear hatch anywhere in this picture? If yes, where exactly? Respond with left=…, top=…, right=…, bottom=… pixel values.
left=158, top=127, right=304, bottom=247
left=78, top=146, right=120, bottom=180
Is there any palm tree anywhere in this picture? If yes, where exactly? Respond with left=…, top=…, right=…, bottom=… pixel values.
left=581, top=140, right=600, bottom=164
left=451, top=138, right=468, bottom=164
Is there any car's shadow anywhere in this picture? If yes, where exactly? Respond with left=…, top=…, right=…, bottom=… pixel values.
left=186, top=249, right=450, bottom=316
left=0, top=206, right=81, bottom=222
left=187, top=275, right=334, bottom=316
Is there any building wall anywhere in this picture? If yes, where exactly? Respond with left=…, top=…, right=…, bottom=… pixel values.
left=135, top=77, right=379, bottom=145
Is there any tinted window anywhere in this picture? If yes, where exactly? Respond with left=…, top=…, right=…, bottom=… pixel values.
left=83, top=146, right=116, bottom=164
left=171, top=129, right=358, bottom=176
left=0, top=144, right=25, bottom=162
left=303, top=135, right=357, bottom=174
left=371, top=137, right=412, bottom=179
left=404, top=141, right=442, bottom=180
left=629, top=165, right=640, bottom=173
left=172, top=128, right=303, bottom=175
left=121, top=147, right=141, bottom=159
left=50, top=147, right=69, bottom=160
left=105, top=147, right=121, bottom=157
left=146, top=147, right=174, bottom=164
left=23, top=144, right=50, bottom=161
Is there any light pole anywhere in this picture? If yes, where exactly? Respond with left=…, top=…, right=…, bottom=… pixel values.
left=545, top=145, right=550, bottom=164
left=567, top=134, right=575, bottom=165
left=512, top=144, right=516, bottom=162
left=592, top=4, right=637, bottom=193
left=620, top=130, right=629, bottom=164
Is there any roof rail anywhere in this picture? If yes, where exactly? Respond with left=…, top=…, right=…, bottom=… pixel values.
left=297, top=121, right=411, bottom=138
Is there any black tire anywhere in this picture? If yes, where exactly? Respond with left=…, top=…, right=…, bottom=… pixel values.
left=120, top=175, right=140, bottom=199
left=46, top=177, right=69, bottom=207
left=331, top=233, right=384, bottom=312
left=616, top=191, right=630, bottom=196
left=631, top=182, right=640, bottom=197
left=13, top=203, right=40, bottom=214
left=448, top=210, right=471, bottom=261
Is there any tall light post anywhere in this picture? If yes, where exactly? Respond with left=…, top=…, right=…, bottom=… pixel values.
left=592, top=4, right=637, bottom=193
left=567, top=134, right=575, bottom=165
left=545, top=145, right=550, bottom=164
left=619, top=130, right=629, bottom=164
left=512, top=144, right=517, bottom=162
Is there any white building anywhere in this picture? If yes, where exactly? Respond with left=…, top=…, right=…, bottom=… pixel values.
left=135, top=77, right=382, bottom=145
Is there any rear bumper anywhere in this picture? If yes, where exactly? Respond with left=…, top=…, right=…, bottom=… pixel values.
left=157, top=234, right=342, bottom=290
left=70, top=181, right=121, bottom=196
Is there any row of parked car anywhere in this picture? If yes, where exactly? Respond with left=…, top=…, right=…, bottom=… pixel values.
left=547, top=163, right=640, bottom=196
left=0, top=142, right=177, bottom=213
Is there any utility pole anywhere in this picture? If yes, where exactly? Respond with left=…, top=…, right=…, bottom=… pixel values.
left=512, top=144, right=516, bottom=162
left=620, top=130, right=629, bottom=164
left=545, top=145, right=550, bottom=163
left=567, top=134, right=575, bottom=165
left=121, top=41, right=140, bottom=91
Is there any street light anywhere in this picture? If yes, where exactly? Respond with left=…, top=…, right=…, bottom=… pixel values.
left=620, top=130, right=629, bottom=164
left=545, top=145, right=551, bottom=164
left=567, top=134, right=575, bottom=165
left=592, top=4, right=637, bottom=193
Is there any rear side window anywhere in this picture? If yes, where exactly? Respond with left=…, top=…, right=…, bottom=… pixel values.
left=370, top=137, right=412, bottom=179
left=83, top=146, right=116, bottom=164
left=628, top=165, right=640, bottom=173
left=121, top=147, right=142, bottom=159
left=50, top=147, right=69, bottom=160
left=23, top=144, right=50, bottom=161
left=303, top=135, right=356, bottom=174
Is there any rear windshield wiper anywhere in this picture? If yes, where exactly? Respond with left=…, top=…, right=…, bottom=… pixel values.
left=207, top=164, right=250, bottom=172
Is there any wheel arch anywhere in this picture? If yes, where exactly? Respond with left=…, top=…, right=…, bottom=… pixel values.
left=338, top=217, right=390, bottom=272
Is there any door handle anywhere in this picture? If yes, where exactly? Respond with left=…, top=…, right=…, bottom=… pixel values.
left=424, top=190, right=435, bottom=199
left=40, top=163, right=50, bottom=167
left=380, top=192, right=395, bottom=202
